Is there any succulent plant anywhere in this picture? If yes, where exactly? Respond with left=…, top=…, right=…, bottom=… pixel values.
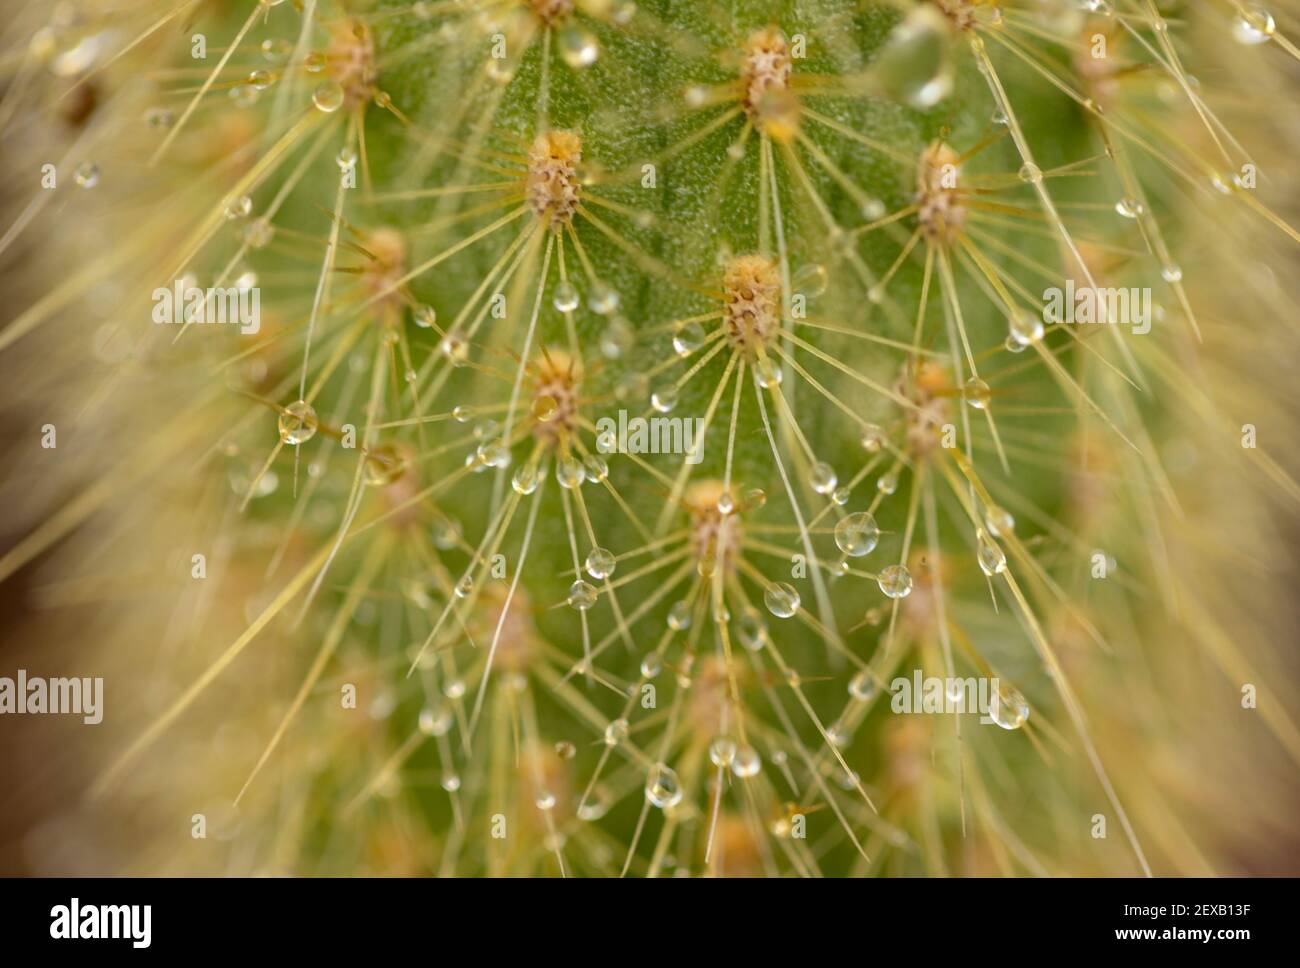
left=2, top=0, right=1299, bottom=877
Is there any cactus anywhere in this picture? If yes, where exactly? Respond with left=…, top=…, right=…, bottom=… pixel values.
left=2, top=0, right=1299, bottom=877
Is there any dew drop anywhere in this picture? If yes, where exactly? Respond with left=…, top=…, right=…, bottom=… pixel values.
left=708, top=737, right=737, bottom=768
left=312, top=80, right=345, bottom=113
left=585, top=547, right=617, bottom=580
left=860, top=423, right=886, bottom=452
left=792, top=263, right=829, bottom=299
left=277, top=399, right=318, bottom=445
left=764, top=582, right=800, bottom=619
left=976, top=529, right=1007, bottom=576
left=645, top=763, right=683, bottom=809
left=877, top=564, right=913, bottom=599
left=737, top=610, right=768, bottom=651
left=532, top=393, right=558, bottom=422
left=1114, top=197, right=1144, bottom=219
left=835, top=511, right=880, bottom=557
left=809, top=461, right=838, bottom=495
left=584, top=454, right=609, bottom=483
left=989, top=684, right=1029, bottom=729
left=558, top=24, right=599, bottom=69
left=552, top=279, right=580, bottom=312
left=454, top=575, right=474, bottom=599
left=224, top=194, right=252, bottom=220
left=601, top=317, right=634, bottom=359
left=1161, top=264, right=1183, bottom=283
left=603, top=718, right=629, bottom=746
left=1017, top=162, right=1042, bottom=184
left=667, top=600, right=692, bottom=630
left=876, top=468, right=899, bottom=496
left=1233, top=6, right=1275, bottom=45
left=963, top=377, right=991, bottom=410
left=755, top=357, right=783, bottom=388
left=73, top=162, right=99, bottom=188
left=1008, top=311, right=1044, bottom=346
left=650, top=386, right=678, bottom=413
left=983, top=504, right=1015, bottom=538
left=848, top=669, right=877, bottom=702
left=672, top=322, right=705, bottom=357
left=556, top=454, right=586, bottom=489
left=731, top=745, right=761, bottom=778
left=589, top=281, right=619, bottom=314
left=567, top=579, right=598, bottom=610
left=511, top=463, right=539, bottom=495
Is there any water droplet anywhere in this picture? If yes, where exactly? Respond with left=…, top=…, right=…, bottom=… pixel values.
left=1008, top=311, right=1044, bottom=346
left=585, top=547, right=617, bottom=580
left=440, top=331, right=468, bottom=366
left=73, top=162, right=99, bottom=188
left=764, top=582, right=800, bottom=619
left=603, top=718, right=629, bottom=746
left=755, top=357, right=783, bottom=388
left=709, top=737, right=737, bottom=767
left=963, top=377, right=991, bottom=409
left=532, top=394, right=558, bottom=422
left=667, top=600, right=692, bottom=630
left=1017, top=162, right=1042, bottom=184
left=243, top=218, right=274, bottom=249
left=737, top=610, right=768, bottom=651
left=601, top=317, right=634, bottom=358
left=336, top=147, right=357, bottom=172
left=589, top=281, right=619, bottom=314
left=312, top=80, right=345, bottom=113
left=731, top=745, right=761, bottom=778
left=640, top=654, right=661, bottom=678
left=876, top=467, right=899, bottom=495
left=144, top=106, right=174, bottom=129
left=556, top=454, right=586, bottom=489
left=810, top=461, right=838, bottom=495
left=554, top=740, right=576, bottom=760
left=558, top=23, right=599, bottom=69
left=977, top=529, right=1007, bottom=576
left=645, top=763, right=683, bottom=809
left=511, top=463, right=539, bottom=495
left=650, top=386, right=678, bottom=413
left=1233, top=6, right=1275, bottom=44
left=792, top=263, right=828, bottom=298
left=672, top=322, right=705, bottom=357
left=278, top=400, right=318, bottom=445
left=983, top=505, right=1015, bottom=538
left=248, top=69, right=273, bottom=91
left=860, top=423, right=886, bottom=452
left=848, top=669, right=877, bottom=702
left=224, top=194, right=252, bottom=220
left=989, top=685, right=1029, bottom=729
left=364, top=445, right=408, bottom=486
left=553, top=279, right=580, bottom=312
left=440, top=773, right=461, bottom=792
left=877, top=564, right=913, bottom=599
left=584, top=454, right=608, bottom=483
left=418, top=706, right=453, bottom=736
left=568, top=579, right=597, bottom=610
left=835, top=512, right=880, bottom=557
left=1114, top=197, right=1144, bottom=219
left=872, top=6, right=953, bottom=109
left=1161, top=264, right=1183, bottom=283
left=454, top=575, right=474, bottom=599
